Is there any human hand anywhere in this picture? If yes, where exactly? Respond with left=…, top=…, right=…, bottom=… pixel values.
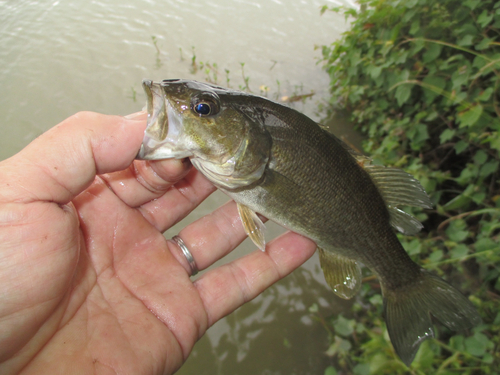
left=0, top=111, right=317, bottom=375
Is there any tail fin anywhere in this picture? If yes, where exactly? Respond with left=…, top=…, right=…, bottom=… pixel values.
left=383, top=270, right=481, bottom=366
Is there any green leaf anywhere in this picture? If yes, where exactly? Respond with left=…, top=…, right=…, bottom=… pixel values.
left=443, top=186, right=475, bottom=210
left=446, top=220, right=469, bottom=242
left=458, top=104, right=483, bottom=127
left=409, top=19, right=420, bottom=35
left=399, top=69, right=410, bottom=81
left=407, top=123, right=429, bottom=148
left=422, top=43, right=443, bottom=63
left=451, top=91, right=468, bottom=105
left=450, top=335, right=465, bottom=351
left=474, top=237, right=497, bottom=251
left=442, top=195, right=471, bottom=211
left=464, top=0, right=481, bottom=9
left=324, top=366, right=338, bottom=375
left=483, top=353, right=494, bottom=364
left=334, top=315, right=354, bottom=337
left=451, top=65, right=470, bottom=90
left=405, top=0, right=418, bottom=8
left=403, top=238, right=422, bottom=255
left=395, top=83, right=412, bottom=107
left=465, top=332, right=490, bottom=357
left=490, top=135, right=500, bottom=152
left=368, top=353, right=392, bottom=373
left=473, top=150, right=488, bottom=164
left=472, top=192, right=486, bottom=204
left=353, top=363, right=370, bottom=375
left=477, top=10, right=494, bottom=28
left=395, top=50, right=409, bottom=64
left=367, top=65, right=382, bottom=79
left=308, top=303, right=319, bottom=313
left=448, top=229, right=469, bottom=242
left=454, top=140, right=469, bottom=154
left=494, top=312, right=500, bottom=325
left=422, top=75, right=446, bottom=103
left=480, top=161, right=499, bottom=177
left=457, top=165, right=480, bottom=185
left=326, top=336, right=352, bottom=356
left=369, top=294, right=383, bottom=305
left=414, top=340, right=436, bottom=369
left=476, top=38, right=492, bottom=51
left=457, top=35, right=474, bottom=46
left=478, top=87, right=494, bottom=102
left=429, top=249, right=444, bottom=262
left=451, top=244, right=469, bottom=259
left=440, top=129, right=456, bottom=143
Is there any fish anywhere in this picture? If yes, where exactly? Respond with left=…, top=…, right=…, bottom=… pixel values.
left=136, top=79, right=481, bottom=366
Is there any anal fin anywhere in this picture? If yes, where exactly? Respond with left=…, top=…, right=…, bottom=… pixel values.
left=237, top=203, right=266, bottom=252
left=318, top=248, right=362, bottom=299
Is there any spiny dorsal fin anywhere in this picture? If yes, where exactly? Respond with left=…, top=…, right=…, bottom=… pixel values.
left=237, top=203, right=266, bottom=251
left=318, top=248, right=362, bottom=299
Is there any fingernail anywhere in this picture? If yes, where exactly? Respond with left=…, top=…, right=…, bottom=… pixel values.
left=124, top=111, right=147, bottom=120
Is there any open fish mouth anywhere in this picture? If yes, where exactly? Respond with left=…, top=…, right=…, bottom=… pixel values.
left=136, top=79, right=193, bottom=160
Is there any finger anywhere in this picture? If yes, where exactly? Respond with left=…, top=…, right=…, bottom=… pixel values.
left=99, top=158, right=192, bottom=208
left=138, top=168, right=217, bottom=232
left=0, top=111, right=146, bottom=205
left=194, top=231, right=317, bottom=326
left=166, top=200, right=247, bottom=274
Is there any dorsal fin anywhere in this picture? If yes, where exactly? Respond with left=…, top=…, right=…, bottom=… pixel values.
left=326, top=130, right=431, bottom=235
left=364, top=161, right=432, bottom=235
left=337, top=138, right=433, bottom=235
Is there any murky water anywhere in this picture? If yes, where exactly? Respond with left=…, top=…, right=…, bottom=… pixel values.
left=1, top=0, right=359, bottom=373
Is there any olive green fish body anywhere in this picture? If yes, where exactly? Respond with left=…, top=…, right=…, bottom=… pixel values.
left=220, top=101, right=421, bottom=289
left=137, top=79, right=480, bottom=366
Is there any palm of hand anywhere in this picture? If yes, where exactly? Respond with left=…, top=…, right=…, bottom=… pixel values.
left=0, top=112, right=316, bottom=375
left=2, top=169, right=208, bottom=374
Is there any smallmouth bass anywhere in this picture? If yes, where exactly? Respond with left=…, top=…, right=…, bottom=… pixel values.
left=136, top=79, right=480, bottom=366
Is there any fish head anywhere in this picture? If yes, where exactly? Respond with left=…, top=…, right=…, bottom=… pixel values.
left=137, top=79, right=272, bottom=189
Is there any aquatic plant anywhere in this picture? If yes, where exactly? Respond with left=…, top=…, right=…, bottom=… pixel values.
left=319, top=0, right=500, bottom=373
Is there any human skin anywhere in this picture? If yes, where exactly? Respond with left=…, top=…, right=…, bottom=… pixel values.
left=0, top=111, right=317, bottom=375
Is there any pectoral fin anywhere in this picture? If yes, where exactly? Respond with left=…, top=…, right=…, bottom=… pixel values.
left=237, top=203, right=266, bottom=252
left=318, top=248, right=362, bottom=299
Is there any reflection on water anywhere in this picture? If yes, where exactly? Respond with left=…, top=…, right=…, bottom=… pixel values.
left=1, top=0, right=358, bottom=373
left=179, top=264, right=354, bottom=375
left=0, top=0, right=356, bottom=160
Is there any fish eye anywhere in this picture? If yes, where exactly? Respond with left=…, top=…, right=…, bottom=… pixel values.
left=191, top=96, right=220, bottom=117
left=194, top=102, right=212, bottom=116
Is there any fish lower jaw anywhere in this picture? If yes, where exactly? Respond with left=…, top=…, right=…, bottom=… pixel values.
left=136, top=137, right=193, bottom=160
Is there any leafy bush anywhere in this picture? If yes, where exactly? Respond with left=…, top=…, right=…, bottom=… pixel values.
left=317, top=0, right=500, bottom=373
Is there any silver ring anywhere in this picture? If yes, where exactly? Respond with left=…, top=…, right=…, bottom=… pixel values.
left=172, top=235, right=198, bottom=276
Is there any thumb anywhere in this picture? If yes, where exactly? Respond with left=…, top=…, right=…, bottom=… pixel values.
left=0, top=111, right=147, bottom=204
